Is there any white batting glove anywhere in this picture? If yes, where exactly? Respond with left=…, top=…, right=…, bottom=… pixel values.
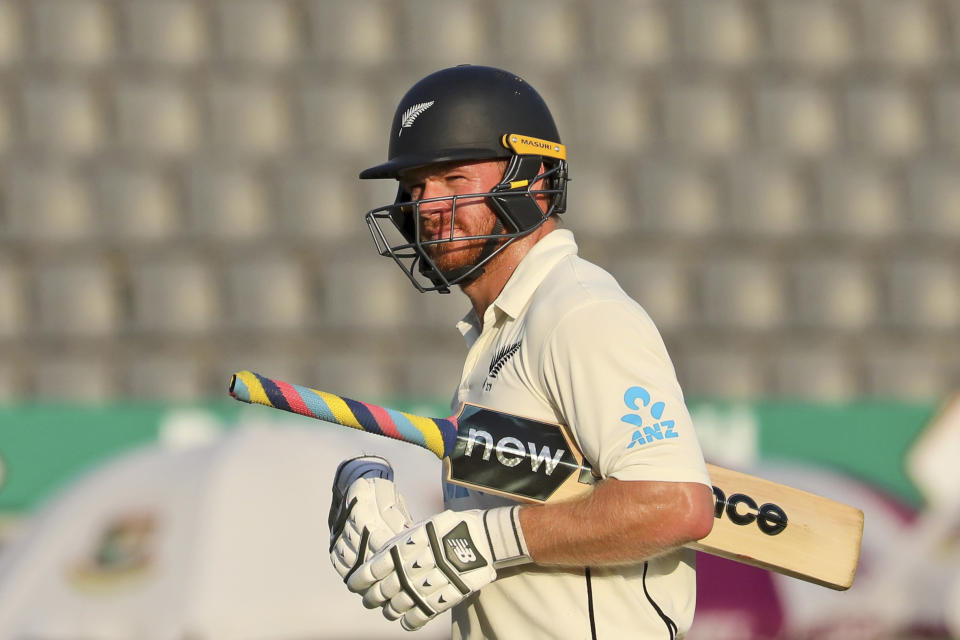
left=329, top=456, right=414, bottom=582
left=346, top=506, right=531, bottom=631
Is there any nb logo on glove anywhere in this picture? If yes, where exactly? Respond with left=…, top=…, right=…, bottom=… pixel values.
left=442, top=523, right=487, bottom=573
left=448, top=538, right=478, bottom=563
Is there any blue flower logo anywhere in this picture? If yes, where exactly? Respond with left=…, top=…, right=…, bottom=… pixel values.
left=621, top=386, right=678, bottom=448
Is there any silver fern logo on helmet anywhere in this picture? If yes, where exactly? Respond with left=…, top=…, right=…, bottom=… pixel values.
left=398, top=100, right=435, bottom=136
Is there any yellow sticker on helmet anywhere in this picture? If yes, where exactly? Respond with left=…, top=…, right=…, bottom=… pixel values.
left=501, top=134, right=567, bottom=160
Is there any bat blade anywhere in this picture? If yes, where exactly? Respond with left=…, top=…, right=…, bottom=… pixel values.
left=695, top=464, right=863, bottom=590
left=230, top=370, right=863, bottom=590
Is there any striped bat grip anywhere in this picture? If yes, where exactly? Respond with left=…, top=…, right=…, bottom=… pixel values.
left=229, top=370, right=458, bottom=460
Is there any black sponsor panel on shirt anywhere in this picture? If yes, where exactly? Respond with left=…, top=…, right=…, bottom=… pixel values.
left=448, top=406, right=589, bottom=502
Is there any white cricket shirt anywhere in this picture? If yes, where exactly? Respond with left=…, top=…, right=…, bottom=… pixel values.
left=445, top=229, right=711, bottom=640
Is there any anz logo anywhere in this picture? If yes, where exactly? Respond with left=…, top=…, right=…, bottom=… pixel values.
left=621, top=386, right=678, bottom=449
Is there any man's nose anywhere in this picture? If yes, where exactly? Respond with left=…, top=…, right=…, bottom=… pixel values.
left=418, top=179, right=450, bottom=212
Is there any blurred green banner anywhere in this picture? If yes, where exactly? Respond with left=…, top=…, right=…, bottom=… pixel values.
left=0, top=399, right=939, bottom=513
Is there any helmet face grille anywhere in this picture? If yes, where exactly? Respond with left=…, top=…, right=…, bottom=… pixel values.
left=364, top=162, right=567, bottom=293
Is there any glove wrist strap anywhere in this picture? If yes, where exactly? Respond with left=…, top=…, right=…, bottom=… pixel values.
left=484, top=506, right=532, bottom=569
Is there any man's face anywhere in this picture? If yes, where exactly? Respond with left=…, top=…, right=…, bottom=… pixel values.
left=398, top=159, right=506, bottom=274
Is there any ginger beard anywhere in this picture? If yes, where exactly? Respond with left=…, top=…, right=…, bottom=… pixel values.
left=418, top=195, right=504, bottom=275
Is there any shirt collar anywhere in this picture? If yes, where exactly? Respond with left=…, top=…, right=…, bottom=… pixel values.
left=455, top=229, right=578, bottom=339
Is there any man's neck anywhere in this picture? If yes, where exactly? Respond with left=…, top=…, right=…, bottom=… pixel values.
left=460, top=220, right=557, bottom=324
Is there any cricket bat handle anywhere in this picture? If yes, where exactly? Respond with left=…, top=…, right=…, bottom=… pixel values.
left=229, top=370, right=458, bottom=460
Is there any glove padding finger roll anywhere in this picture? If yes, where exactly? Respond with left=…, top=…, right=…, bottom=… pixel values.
left=329, top=456, right=413, bottom=582
left=348, top=506, right=531, bottom=631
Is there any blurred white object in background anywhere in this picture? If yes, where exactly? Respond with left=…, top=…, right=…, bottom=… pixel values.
left=948, top=572, right=960, bottom=639
left=907, top=395, right=960, bottom=508
left=0, top=420, right=447, bottom=640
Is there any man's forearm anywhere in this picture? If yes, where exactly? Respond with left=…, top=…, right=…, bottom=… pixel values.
left=518, top=477, right=714, bottom=567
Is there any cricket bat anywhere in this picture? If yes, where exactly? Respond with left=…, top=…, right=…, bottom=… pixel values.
left=229, top=370, right=863, bottom=590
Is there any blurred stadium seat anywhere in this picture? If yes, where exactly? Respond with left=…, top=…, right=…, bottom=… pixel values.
left=678, top=0, right=758, bottom=68
left=216, top=0, right=298, bottom=68
left=93, top=162, right=179, bottom=243
left=0, top=0, right=22, bottom=66
left=700, top=257, right=787, bottom=331
left=125, top=351, right=206, bottom=401
left=33, top=257, right=119, bottom=338
left=846, top=82, right=925, bottom=157
left=184, top=161, right=269, bottom=241
left=815, top=159, right=902, bottom=239
left=399, top=353, right=471, bottom=400
left=678, top=346, right=767, bottom=399
left=130, top=255, right=221, bottom=334
left=772, top=345, right=859, bottom=400
left=298, top=79, right=386, bottom=155
left=569, top=70, right=652, bottom=155
left=791, top=259, right=878, bottom=331
left=223, top=254, right=311, bottom=332
left=887, top=257, right=960, bottom=331
left=589, top=0, right=671, bottom=67
left=21, top=79, right=104, bottom=156
left=321, top=257, right=412, bottom=331
left=725, top=156, right=809, bottom=238
left=861, top=0, right=941, bottom=69
left=271, top=158, right=361, bottom=243
left=30, top=0, right=114, bottom=68
left=0, top=260, right=25, bottom=340
left=4, top=163, right=96, bottom=244
left=496, top=0, right=582, bottom=69
left=122, top=0, right=208, bottom=66
left=933, top=81, right=960, bottom=154
left=206, top=78, right=290, bottom=157
left=566, top=165, right=631, bottom=237
left=401, top=0, right=489, bottom=64
left=307, top=0, right=395, bottom=67
left=755, top=81, right=838, bottom=157
left=866, top=347, right=949, bottom=399
left=905, top=160, right=960, bottom=238
left=31, top=353, right=116, bottom=401
left=636, top=160, right=720, bottom=236
left=0, top=90, right=10, bottom=155
left=663, top=80, right=744, bottom=157
left=768, top=0, right=855, bottom=71
left=114, top=78, right=201, bottom=157
left=0, top=359, right=18, bottom=401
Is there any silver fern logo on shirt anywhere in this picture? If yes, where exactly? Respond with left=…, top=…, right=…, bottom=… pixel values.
left=484, top=341, right=522, bottom=391
left=398, top=100, right=435, bottom=136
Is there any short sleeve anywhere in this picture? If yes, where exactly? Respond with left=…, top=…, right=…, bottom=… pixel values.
left=540, top=300, right=711, bottom=486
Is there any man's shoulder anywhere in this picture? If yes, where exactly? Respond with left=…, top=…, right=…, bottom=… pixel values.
left=523, top=253, right=652, bottom=335
left=533, top=252, right=635, bottom=311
